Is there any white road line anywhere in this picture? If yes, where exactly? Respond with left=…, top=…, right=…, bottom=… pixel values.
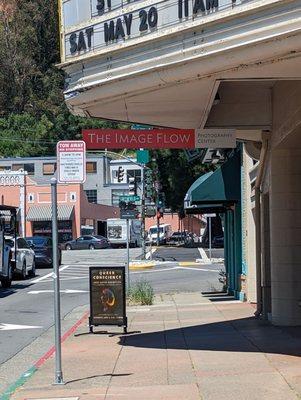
left=132, top=266, right=218, bottom=274
left=0, top=323, right=43, bottom=331
left=198, top=247, right=209, bottom=262
left=28, top=289, right=88, bottom=294
left=146, top=248, right=156, bottom=260
left=176, top=266, right=219, bottom=272
left=32, top=265, right=70, bottom=283
left=60, top=271, right=89, bottom=276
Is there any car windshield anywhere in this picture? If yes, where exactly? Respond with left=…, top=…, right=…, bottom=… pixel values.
left=150, top=227, right=163, bottom=234
left=26, top=237, right=47, bottom=246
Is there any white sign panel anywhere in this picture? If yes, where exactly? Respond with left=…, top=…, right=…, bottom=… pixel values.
left=57, top=141, right=86, bottom=184
left=61, top=0, right=256, bottom=61
left=195, top=129, right=236, bottom=149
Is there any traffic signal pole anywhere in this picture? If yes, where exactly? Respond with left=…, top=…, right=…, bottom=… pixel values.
left=141, top=165, right=146, bottom=260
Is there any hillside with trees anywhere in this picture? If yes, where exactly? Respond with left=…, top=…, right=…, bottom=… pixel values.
left=0, top=0, right=209, bottom=210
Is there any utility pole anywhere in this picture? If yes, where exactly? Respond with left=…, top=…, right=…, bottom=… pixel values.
left=51, top=178, right=64, bottom=385
left=156, top=210, right=160, bottom=247
left=141, top=165, right=146, bottom=260
left=126, top=218, right=130, bottom=291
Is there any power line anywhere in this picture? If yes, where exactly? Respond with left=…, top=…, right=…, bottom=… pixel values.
left=0, top=137, right=57, bottom=145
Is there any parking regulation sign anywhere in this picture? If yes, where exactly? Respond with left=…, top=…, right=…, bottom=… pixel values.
left=57, top=141, right=86, bottom=184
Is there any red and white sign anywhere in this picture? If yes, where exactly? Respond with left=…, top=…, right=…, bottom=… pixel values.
left=82, top=129, right=236, bottom=149
left=83, top=129, right=195, bottom=149
left=57, top=141, right=86, bottom=184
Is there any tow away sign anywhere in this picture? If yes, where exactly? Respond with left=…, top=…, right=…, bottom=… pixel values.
left=57, top=141, right=86, bottom=184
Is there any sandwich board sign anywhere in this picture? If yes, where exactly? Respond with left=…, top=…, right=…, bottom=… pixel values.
left=89, top=266, right=127, bottom=333
left=57, top=140, right=86, bottom=184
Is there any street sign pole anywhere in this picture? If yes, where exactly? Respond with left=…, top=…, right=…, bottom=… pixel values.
left=51, top=178, right=64, bottom=385
left=156, top=213, right=160, bottom=247
left=208, top=216, right=212, bottom=261
left=141, top=165, right=146, bottom=260
left=126, top=218, right=130, bottom=291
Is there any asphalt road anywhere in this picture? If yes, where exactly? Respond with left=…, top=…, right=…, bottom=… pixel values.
left=0, top=246, right=224, bottom=389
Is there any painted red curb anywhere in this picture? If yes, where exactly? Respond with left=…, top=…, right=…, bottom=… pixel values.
left=34, top=310, right=89, bottom=368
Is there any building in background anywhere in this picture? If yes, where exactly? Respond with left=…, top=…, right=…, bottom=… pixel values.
left=0, top=155, right=142, bottom=207
left=145, top=213, right=204, bottom=237
left=0, top=171, right=119, bottom=242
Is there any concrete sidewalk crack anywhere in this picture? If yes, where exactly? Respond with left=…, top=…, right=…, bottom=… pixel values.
left=163, top=316, right=170, bottom=385
left=171, top=295, right=203, bottom=400
left=103, top=317, right=134, bottom=400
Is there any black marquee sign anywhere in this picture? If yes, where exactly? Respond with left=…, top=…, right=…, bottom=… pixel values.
left=89, top=266, right=127, bottom=333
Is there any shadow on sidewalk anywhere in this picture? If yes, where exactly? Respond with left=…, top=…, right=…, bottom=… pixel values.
left=118, top=317, right=301, bottom=357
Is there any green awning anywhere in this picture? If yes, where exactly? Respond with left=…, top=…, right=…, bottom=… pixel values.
left=184, top=152, right=240, bottom=213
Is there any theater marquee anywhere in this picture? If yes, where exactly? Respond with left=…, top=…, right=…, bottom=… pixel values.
left=60, top=0, right=256, bottom=62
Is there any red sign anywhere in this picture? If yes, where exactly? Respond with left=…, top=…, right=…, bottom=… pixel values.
left=82, top=129, right=195, bottom=149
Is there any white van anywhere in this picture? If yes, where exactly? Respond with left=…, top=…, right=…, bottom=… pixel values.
left=107, top=218, right=141, bottom=247
left=148, top=224, right=172, bottom=245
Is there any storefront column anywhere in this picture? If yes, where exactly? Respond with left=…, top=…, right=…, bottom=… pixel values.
left=270, top=148, right=301, bottom=326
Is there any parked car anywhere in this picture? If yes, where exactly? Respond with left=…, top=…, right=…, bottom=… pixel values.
left=64, top=235, right=110, bottom=250
left=212, top=235, right=224, bottom=248
left=5, top=237, right=35, bottom=279
left=167, top=231, right=187, bottom=246
left=26, top=236, right=61, bottom=267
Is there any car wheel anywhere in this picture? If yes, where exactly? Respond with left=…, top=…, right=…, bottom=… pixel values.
left=21, top=261, right=27, bottom=280
left=28, top=259, right=36, bottom=278
left=66, top=244, right=72, bottom=250
left=89, top=244, right=95, bottom=250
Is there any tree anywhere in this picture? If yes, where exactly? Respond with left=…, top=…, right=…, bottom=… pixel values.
left=150, top=150, right=213, bottom=211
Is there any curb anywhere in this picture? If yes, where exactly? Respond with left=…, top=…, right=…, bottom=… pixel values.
left=0, top=310, right=89, bottom=400
left=130, top=262, right=155, bottom=270
left=178, top=262, right=200, bottom=266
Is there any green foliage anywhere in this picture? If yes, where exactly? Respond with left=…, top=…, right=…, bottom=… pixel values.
left=0, top=0, right=125, bottom=157
left=150, top=149, right=213, bottom=212
left=0, top=1, right=210, bottom=209
left=128, top=280, right=154, bottom=305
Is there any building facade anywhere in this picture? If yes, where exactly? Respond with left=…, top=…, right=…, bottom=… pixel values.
left=0, top=171, right=119, bottom=242
left=0, top=155, right=142, bottom=207
left=59, top=0, right=301, bottom=326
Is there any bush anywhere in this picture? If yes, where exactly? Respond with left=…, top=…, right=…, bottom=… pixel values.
left=128, top=280, right=154, bottom=305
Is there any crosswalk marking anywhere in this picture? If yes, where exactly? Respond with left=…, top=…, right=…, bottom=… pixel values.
left=32, top=262, right=219, bottom=284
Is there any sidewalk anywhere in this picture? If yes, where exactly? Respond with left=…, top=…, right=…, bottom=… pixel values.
left=10, top=292, right=301, bottom=400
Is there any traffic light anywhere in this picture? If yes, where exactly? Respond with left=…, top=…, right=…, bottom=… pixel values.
left=157, top=192, right=165, bottom=218
left=144, top=169, right=154, bottom=199
left=128, top=177, right=137, bottom=195
left=116, top=166, right=124, bottom=183
left=157, top=207, right=163, bottom=219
